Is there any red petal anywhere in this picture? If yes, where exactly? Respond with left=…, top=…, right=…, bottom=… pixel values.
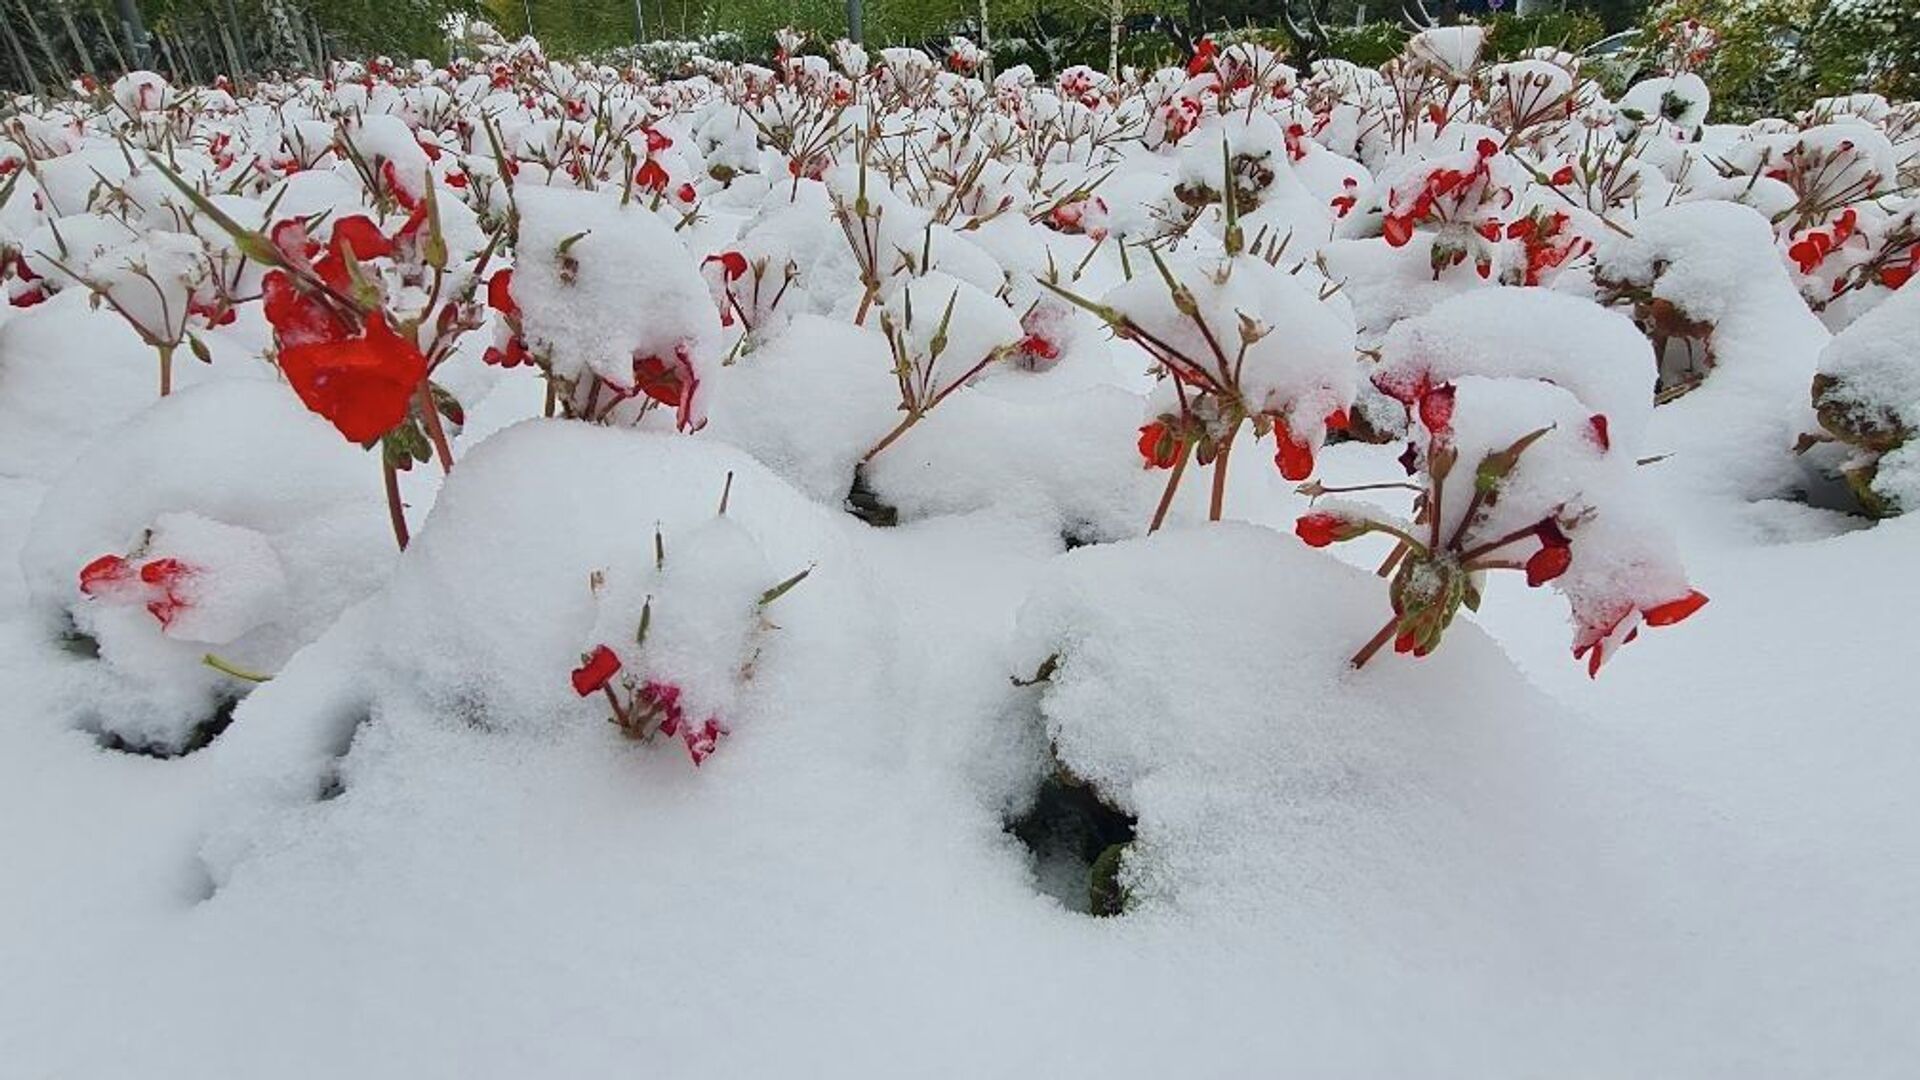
left=1524, top=544, right=1571, bottom=587
left=279, top=313, right=428, bottom=443
left=1643, top=589, right=1708, bottom=626
left=486, top=268, right=518, bottom=317
left=570, top=645, right=622, bottom=696
left=1273, top=424, right=1315, bottom=482
left=329, top=215, right=393, bottom=262
left=78, top=554, right=131, bottom=595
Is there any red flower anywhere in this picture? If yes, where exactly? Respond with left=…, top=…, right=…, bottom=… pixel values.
left=639, top=680, right=682, bottom=717
left=1587, top=413, right=1611, bottom=452
left=1417, top=384, right=1455, bottom=436
left=139, top=557, right=191, bottom=588
left=380, top=160, right=420, bottom=211
left=486, top=268, right=518, bottom=317
left=571, top=645, right=622, bottom=696
left=643, top=127, right=673, bottom=154
left=278, top=313, right=429, bottom=443
left=635, top=159, right=669, bottom=192
left=1382, top=213, right=1415, bottom=248
left=1272, top=420, right=1315, bottom=481
left=79, top=554, right=134, bottom=596
left=1294, top=512, right=1353, bottom=548
left=1020, top=333, right=1060, bottom=361
left=682, top=717, right=726, bottom=765
left=263, top=270, right=355, bottom=347
left=705, top=252, right=748, bottom=281
left=483, top=337, right=530, bottom=368
left=1525, top=543, right=1571, bottom=587
left=632, top=353, right=686, bottom=408
left=1643, top=589, right=1708, bottom=626
left=329, top=215, right=394, bottom=263
left=1550, top=164, right=1576, bottom=186
left=1137, top=421, right=1181, bottom=469
left=1186, top=37, right=1217, bottom=77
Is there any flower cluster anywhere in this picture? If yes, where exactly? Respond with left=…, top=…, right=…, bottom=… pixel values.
left=79, top=552, right=197, bottom=630
left=570, top=646, right=731, bottom=766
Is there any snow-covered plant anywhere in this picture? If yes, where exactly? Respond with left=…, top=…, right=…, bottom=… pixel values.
left=1806, top=282, right=1920, bottom=515
left=1298, top=290, right=1706, bottom=675
left=567, top=483, right=812, bottom=766
left=1053, top=172, right=1355, bottom=527
left=501, top=185, right=719, bottom=432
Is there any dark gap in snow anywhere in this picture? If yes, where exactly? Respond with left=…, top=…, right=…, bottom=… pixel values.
left=844, top=468, right=899, bottom=527
left=56, top=613, right=99, bottom=659
left=315, top=768, right=347, bottom=802
left=1007, top=765, right=1137, bottom=917
left=315, top=707, right=375, bottom=802
left=90, top=696, right=238, bottom=759
left=1060, top=524, right=1101, bottom=550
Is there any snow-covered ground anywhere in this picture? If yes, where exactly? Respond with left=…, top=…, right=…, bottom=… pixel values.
left=2, top=24, right=1917, bottom=1077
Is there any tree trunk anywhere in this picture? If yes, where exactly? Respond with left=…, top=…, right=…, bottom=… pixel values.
left=979, top=0, right=993, bottom=79
left=114, top=0, right=152, bottom=68
left=56, top=1, right=98, bottom=78
left=1, top=1, right=43, bottom=96
left=19, top=0, right=70, bottom=89
left=1107, top=0, right=1122, bottom=78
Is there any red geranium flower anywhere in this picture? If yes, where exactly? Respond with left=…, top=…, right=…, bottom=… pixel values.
left=571, top=645, right=622, bottom=696
left=1186, top=38, right=1217, bottom=77
left=1524, top=540, right=1571, bottom=587
left=635, top=159, right=669, bottom=192
left=1137, top=421, right=1181, bottom=469
left=1643, top=589, right=1708, bottom=626
left=278, top=313, right=429, bottom=442
left=1271, top=419, right=1315, bottom=481
left=1417, top=384, right=1456, bottom=436
left=486, top=268, right=518, bottom=317
left=1294, top=512, right=1349, bottom=548
left=705, top=251, right=748, bottom=281
left=79, top=554, right=134, bottom=597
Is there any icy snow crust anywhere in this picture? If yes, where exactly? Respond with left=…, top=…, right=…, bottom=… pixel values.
left=3, top=33, right=1919, bottom=1078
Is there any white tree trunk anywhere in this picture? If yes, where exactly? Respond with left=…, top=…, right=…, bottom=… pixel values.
left=1107, top=0, right=1122, bottom=78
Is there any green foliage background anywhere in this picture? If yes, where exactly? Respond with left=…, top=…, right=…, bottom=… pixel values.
left=3, top=0, right=1916, bottom=122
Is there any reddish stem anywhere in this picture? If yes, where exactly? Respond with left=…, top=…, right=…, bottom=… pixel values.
left=1149, top=442, right=1191, bottom=533
left=418, top=381, right=455, bottom=474
left=1207, top=424, right=1238, bottom=522
left=1350, top=615, right=1399, bottom=669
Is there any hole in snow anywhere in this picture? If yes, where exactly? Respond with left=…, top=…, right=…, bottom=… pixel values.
left=90, top=696, right=238, bottom=759
left=56, top=614, right=100, bottom=659
left=1006, top=762, right=1137, bottom=917
left=844, top=467, right=899, bottom=527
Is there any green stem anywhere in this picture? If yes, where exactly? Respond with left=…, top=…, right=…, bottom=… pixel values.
left=202, top=652, right=272, bottom=683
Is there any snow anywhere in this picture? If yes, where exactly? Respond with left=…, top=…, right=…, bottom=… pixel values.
left=2, top=30, right=1919, bottom=1079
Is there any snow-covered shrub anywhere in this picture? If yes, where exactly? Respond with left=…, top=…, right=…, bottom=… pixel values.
left=19, top=381, right=394, bottom=751
left=371, top=423, right=862, bottom=767
left=1297, top=289, right=1704, bottom=675
left=1808, top=282, right=1920, bottom=515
